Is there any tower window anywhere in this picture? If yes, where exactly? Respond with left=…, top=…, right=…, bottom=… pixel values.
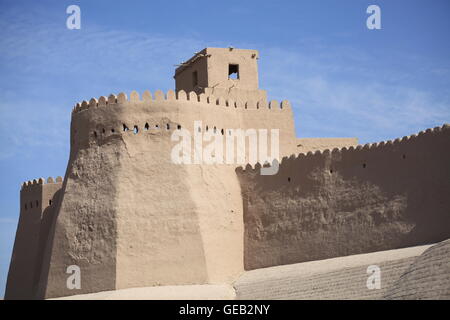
left=192, top=71, right=198, bottom=87
left=228, top=64, right=239, bottom=80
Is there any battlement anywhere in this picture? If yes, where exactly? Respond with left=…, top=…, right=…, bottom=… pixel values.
left=237, top=124, right=450, bottom=173
left=71, top=90, right=290, bottom=115
left=21, top=176, right=63, bottom=191
left=68, top=89, right=297, bottom=160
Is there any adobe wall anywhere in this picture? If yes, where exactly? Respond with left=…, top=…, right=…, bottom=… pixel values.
left=37, top=89, right=297, bottom=298
left=5, top=177, right=62, bottom=299
left=296, top=137, right=358, bottom=153
left=237, top=124, right=450, bottom=270
left=174, top=49, right=209, bottom=95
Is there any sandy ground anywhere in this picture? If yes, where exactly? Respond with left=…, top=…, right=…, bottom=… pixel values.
left=51, top=284, right=236, bottom=300
left=51, top=244, right=432, bottom=300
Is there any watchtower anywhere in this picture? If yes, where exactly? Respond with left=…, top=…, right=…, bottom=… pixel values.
left=174, top=47, right=267, bottom=102
left=5, top=177, right=62, bottom=299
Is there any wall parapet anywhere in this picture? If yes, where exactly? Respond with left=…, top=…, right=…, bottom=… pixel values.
left=21, top=176, right=63, bottom=191
left=71, top=90, right=291, bottom=115
left=237, top=124, right=450, bottom=173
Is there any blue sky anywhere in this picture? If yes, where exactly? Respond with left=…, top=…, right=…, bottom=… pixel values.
left=0, top=0, right=449, bottom=297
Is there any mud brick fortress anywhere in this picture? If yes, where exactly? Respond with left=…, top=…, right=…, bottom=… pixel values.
left=6, top=48, right=450, bottom=300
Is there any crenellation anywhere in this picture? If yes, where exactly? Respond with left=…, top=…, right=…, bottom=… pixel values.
left=70, top=88, right=291, bottom=125
left=81, top=100, right=88, bottom=110
left=130, top=90, right=140, bottom=101
left=89, top=98, right=97, bottom=108
left=166, top=89, right=176, bottom=100
left=236, top=123, right=450, bottom=175
left=21, top=176, right=63, bottom=190
left=142, top=90, right=152, bottom=101
left=198, top=93, right=207, bottom=103
left=281, top=100, right=291, bottom=109
left=176, top=89, right=187, bottom=100
left=108, top=94, right=117, bottom=104
left=154, top=89, right=164, bottom=100
left=117, top=92, right=127, bottom=103
left=98, top=96, right=107, bottom=106
left=188, top=91, right=197, bottom=102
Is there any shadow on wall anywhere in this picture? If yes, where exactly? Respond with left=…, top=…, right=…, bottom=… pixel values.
left=33, top=188, right=62, bottom=299
left=238, top=125, right=450, bottom=270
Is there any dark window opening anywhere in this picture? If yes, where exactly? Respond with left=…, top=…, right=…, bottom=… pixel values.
left=330, top=169, right=333, bottom=174
left=287, top=177, right=291, bottom=182
left=206, top=125, right=209, bottom=132
left=123, top=124, right=129, bottom=132
left=362, top=163, right=366, bottom=168
left=228, top=64, right=239, bottom=80
left=144, top=123, right=149, bottom=130
left=36, top=200, right=39, bottom=207
left=133, top=125, right=139, bottom=134
left=177, top=125, right=181, bottom=130
left=192, top=71, right=198, bottom=87
left=111, top=128, right=115, bottom=133
left=155, top=124, right=159, bottom=129
left=93, top=131, right=97, bottom=138
left=166, top=123, right=170, bottom=130
left=221, top=129, right=224, bottom=135
left=402, top=154, right=406, bottom=159
left=102, top=128, right=105, bottom=134
left=49, top=200, right=52, bottom=206
left=213, top=126, right=217, bottom=133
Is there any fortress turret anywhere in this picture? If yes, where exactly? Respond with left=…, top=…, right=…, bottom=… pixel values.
left=175, top=47, right=267, bottom=103
left=5, top=177, right=63, bottom=299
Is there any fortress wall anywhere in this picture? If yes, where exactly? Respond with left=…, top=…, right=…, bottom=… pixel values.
left=39, top=90, right=296, bottom=297
left=5, top=178, right=62, bottom=299
left=237, top=124, right=450, bottom=270
left=296, top=137, right=358, bottom=153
